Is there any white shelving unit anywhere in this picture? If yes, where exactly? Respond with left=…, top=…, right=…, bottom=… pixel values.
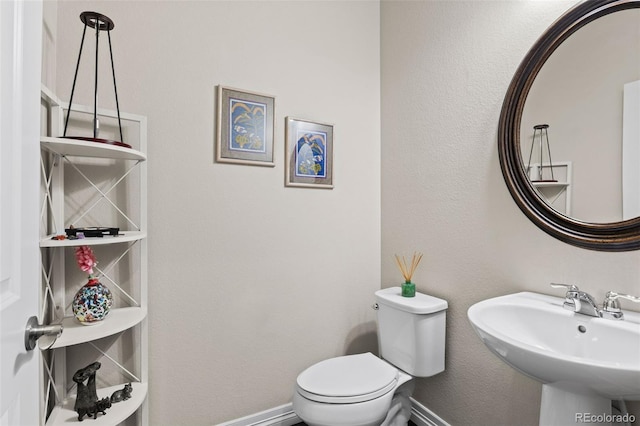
left=39, top=86, right=148, bottom=426
left=46, top=383, right=148, bottom=425
left=528, top=161, right=572, bottom=215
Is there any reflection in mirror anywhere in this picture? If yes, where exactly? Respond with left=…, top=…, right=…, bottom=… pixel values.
left=498, top=0, right=640, bottom=251
left=521, top=9, right=640, bottom=223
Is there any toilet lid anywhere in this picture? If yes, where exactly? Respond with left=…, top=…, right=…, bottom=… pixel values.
left=296, top=353, right=398, bottom=404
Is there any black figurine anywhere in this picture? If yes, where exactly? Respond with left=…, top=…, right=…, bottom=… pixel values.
left=91, top=397, right=112, bottom=419
left=110, top=383, right=132, bottom=403
left=73, top=362, right=112, bottom=421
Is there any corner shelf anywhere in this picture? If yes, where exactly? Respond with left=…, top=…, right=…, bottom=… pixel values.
left=41, top=136, right=147, bottom=161
left=40, top=307, right=147, bottom=350
left=528, top=161, right=572, bottom=215
left=39, top=86, right=148, bottom=425
left=531, top=181, right=570, bottom=189
left=40, top=231, right=146, bottom=248
left=45, top=382, right=148, bottom=426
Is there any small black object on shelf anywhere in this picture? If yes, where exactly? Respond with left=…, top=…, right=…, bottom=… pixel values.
left=73, top=362, right=112, bottom=421
left=110, top=383, right=133, bottom=403
left=66, top=227, right=120, bottom=238
left=63, top=11, right=130, bottom=149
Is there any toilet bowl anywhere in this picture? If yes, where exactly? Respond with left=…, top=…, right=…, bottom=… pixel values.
left=293, top=353, right=414, bottom=426
left=292, top=287, right=448, bottom=426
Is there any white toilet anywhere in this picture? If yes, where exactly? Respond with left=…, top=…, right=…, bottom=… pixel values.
left=293, top=287, right=447, bottom=426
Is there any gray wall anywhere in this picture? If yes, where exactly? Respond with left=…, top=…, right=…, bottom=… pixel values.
left=381, top=1, right=640, bottom=425
left=44, top=1, right=640, bottom=425
left=52, top=1, right=380, bottom=424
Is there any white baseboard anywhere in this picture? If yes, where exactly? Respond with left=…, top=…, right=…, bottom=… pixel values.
left=409, top=397, right=450, bottom=426
left=215, top=403, right=300, bottom=426
left=216, top=398, right=449, bottom=426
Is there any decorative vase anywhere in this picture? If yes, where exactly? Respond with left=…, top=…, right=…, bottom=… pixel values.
left=401, top=281, right=416, bottom=297
left=72, top=278, right=113, bottom=325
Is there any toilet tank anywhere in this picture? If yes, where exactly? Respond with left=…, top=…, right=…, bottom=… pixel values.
left=375, top=287, right=447, bottom=377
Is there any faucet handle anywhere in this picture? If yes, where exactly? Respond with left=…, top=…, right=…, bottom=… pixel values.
left=602, top=291, right=640, bottom=320
left=550, top=283, right=579, bottom=293
left=550, top=283, right=580, bottom=310
left=550, top=283, right=579, bottom=290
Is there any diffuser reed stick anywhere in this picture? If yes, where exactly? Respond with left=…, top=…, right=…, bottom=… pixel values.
left=394, top=252, right=423, bottom=282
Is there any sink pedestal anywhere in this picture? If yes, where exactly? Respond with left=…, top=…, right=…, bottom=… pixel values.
left=540, top=384, right=611, bottom=426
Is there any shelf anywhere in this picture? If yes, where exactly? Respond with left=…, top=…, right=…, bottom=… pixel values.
left=46, top=382, right=147, bottom=426
left=41, top=307, right=147, bottom=349
left=40, top=231, right=146, bottom=248
left=41, top=136, right=146, bottom=161
left=532, top=181, right=569, bottom=189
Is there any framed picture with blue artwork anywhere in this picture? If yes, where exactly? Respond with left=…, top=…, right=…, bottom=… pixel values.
left=216, top=86, right=275, bottom=166
left=285, top=117, right=334, bottom=189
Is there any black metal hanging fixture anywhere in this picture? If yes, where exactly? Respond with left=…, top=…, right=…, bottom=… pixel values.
left=63, top=11, right=130, bottom=149
left=526, top=124, right=556, bottom=182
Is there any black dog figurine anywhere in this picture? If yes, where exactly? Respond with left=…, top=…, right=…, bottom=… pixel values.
left=110, top=383, right=132, bottom=403
left=91, top=397, right=112, bottom=420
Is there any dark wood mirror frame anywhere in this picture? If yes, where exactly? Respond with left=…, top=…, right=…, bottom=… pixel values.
left=498, top=0, right=640, bottom=251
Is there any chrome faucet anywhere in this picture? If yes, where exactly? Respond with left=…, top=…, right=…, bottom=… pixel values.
left=550, top=283, right=640, bottom=320
left=550, top=283, right=600, bottom=317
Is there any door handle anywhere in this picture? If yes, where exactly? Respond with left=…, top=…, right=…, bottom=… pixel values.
left=24, top=316, right=63, bottom=351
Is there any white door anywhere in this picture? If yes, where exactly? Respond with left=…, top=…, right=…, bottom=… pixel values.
left=0, top=0, right=43, bottom=425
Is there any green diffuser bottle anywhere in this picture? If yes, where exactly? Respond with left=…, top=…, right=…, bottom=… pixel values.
left=394, top=252, right=423, bottom=298
left=401, top=280, right=416, bottom=297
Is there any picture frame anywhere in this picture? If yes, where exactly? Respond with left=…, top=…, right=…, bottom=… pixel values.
left=216, top=86, right=275, bottom=166
left=285, top=117, right=334, bottom=189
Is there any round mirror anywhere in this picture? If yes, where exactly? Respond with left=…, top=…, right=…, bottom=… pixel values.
left=498, top=0, right=640, bottom=251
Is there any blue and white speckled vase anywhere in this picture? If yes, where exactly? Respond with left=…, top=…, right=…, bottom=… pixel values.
left=72, top=278, right=113, bottom=325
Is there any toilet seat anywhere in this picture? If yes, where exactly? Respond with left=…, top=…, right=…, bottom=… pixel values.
left=295, top=353, right=398, bottom=404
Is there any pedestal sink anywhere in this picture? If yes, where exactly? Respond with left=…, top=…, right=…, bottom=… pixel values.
left=468, top=292, right=640, bottom=426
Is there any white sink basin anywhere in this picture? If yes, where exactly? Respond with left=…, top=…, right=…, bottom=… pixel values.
left=468, top=292, right=640, bottom=425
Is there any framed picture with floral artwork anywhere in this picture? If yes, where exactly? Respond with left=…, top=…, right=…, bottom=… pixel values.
left=285, top=117, right=334, bottom=189
left=216, top=86, right=275, bottom=166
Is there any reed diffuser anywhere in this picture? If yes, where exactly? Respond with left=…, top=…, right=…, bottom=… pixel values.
left=394, top=252, right=423, bottom=297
